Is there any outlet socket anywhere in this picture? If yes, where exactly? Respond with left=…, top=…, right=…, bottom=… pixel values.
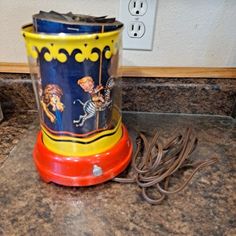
left=129, top=0, right=148, bottom=16
left=128, top=21, right=145, bottom=38
left=119, top=0, right=157, bottom=50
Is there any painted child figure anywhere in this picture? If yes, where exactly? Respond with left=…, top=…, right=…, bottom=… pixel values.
left=77, top=76, right=105, bottom=108
left=73, top=76, right=113, bottom=128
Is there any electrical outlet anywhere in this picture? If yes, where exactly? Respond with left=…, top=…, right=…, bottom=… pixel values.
left=129, top=0, right=148, bottom=16
left=119, top=0, right=157, bottom=50
left=128, top=21, right=145, bottom=38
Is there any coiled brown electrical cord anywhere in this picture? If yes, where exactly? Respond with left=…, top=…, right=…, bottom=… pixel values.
left=113, top=128, right=218, bottom=205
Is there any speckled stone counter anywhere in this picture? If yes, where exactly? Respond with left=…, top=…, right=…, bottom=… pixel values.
left=1, top=73, right=236, bottom=117
left=0, top=111, right=37, bottom=166
left=0, top=112, right=235, bottom=236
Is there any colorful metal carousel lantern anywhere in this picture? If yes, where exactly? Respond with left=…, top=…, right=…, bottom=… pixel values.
left=22, top=12, right=132, bottom=186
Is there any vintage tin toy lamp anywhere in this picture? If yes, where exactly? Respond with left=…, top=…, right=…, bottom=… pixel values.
left=21, top=12, right=132, bottom=186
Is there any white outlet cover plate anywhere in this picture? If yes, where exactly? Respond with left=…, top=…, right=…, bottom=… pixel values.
left=119, top=0, right=157, bottom=50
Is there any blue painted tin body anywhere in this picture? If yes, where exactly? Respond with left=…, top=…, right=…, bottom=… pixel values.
left=38, top=48, right=115, bottom=135
left=30, top=14, right=122, bottom=138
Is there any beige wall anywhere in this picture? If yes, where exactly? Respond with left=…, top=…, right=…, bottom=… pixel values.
left=0, top=0, right=236, bottom=67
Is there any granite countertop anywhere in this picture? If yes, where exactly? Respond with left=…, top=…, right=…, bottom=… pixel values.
left=0, top=111, right=37, bottom=166
left=0, top=112, right=235, bottom=235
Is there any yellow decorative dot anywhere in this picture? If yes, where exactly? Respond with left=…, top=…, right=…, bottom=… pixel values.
left=57, top=53, right=67, bottom=63
left=75, top=53, right=84, bottom=62
left=44, top=52, right=52, bottom=62
left=90, top=52, right=99, bottom=62
left=105, top=50, right=112, bottom=59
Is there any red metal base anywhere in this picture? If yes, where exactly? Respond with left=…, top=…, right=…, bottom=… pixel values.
left=33, top=125, right=133, bottom=186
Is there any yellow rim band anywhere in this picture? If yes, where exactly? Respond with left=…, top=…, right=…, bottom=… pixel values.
left=42, top=120, right=122, bottom=157
left=22, top=24, right=121, bottom=63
